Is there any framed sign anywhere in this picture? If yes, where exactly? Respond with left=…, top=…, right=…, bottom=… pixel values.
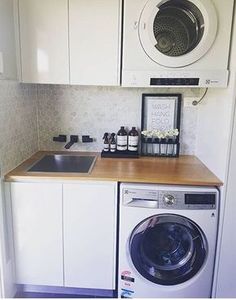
left=141, top=94, right=181, bottom=132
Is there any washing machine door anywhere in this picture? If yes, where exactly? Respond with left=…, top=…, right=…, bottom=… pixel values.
left=139, top=0, right=217, bottom=67
left=129, top=214, right=207, bottom=285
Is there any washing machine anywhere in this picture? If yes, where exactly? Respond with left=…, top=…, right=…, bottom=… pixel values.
left=118, top=183, right=219, bottom=298
left=122, top=0, right=235, bottom=87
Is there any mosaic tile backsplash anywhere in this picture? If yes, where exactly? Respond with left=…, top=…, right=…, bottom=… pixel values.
left=0, top=81, right=38, bottom=175
left=0, top=82, right=202, bottom=175
left=37, top=85, right=202, bottom=155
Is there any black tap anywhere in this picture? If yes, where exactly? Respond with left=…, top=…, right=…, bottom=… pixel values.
left=65, top=135, right=78, bottom=149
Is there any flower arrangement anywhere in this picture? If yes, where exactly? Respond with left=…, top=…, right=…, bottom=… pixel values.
left=141, top=129, right=180, bottom=157
left=141, top=129, right=179, bottom=139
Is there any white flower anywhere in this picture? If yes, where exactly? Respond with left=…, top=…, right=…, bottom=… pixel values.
left=142, top=128, right=179, bottom=139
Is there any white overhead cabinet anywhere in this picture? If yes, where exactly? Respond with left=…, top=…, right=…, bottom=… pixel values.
left=18, top=0, right=69, bottom=84
left=17, top=0, right=121, bottom=85
left=63, top=182, right=117, bottom=289
left=11, top=183, right=63, bottom=286
left=69, top=0, right=121, bottom=86
left=0, top=0, right=17, bottom=80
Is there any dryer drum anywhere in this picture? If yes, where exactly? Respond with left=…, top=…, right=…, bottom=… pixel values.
left=153, top=0, right=205, bottom=57
left=129, top=214, right=207, bottom=285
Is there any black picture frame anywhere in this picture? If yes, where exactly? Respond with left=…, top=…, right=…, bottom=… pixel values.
left=141, top=93, right=181, bottom=132
left=141, top=94, right=182, bottom=157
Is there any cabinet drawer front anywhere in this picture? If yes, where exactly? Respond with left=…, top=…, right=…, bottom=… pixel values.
left=63, top=182, right=117, bottom=289
left=11, top=182, right=63, bottom=286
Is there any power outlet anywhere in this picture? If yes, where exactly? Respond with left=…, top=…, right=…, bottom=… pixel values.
left=184, top=97, right=198, bottom=107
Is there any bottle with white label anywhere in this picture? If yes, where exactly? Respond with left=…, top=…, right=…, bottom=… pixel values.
left=103, top=133, right=109, bottom=152
left=128, top=127, right=139, bottom=152
left=117, top=126, right=128, bottom=151
left=110, top=133, right=116, bottom=152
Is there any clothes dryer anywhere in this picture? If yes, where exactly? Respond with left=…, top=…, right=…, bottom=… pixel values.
left=122, top=0, right=234, bottom=87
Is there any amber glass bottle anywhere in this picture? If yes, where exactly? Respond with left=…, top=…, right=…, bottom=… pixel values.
left=128, top=127, right=139, bottom=152
left=117, top=126, right=128, bottom=151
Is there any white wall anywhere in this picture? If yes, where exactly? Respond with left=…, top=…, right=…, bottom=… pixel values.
left=195, top=4, right=236, bottom=297
left=215, top=98, right=236, bottom=297
left=195, top=82, right=235, bottom=181
left=196, top=3, right=236, bottom=181
left=209, top=4, right=236, bottom=297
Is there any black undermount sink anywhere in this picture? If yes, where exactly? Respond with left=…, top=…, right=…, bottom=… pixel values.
left=28, top=155, right=96, bottom=173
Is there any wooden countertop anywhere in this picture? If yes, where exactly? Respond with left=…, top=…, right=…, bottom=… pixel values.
left=4, top=151, right=222, bottom=186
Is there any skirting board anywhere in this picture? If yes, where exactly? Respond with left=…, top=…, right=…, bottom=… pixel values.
left=16, top=284, right=115, bottom=297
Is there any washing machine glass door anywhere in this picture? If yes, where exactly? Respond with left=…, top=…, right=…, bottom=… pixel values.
left=129, top=214, right=207, bottom=285
left=139, top=0, right=217, bottom=67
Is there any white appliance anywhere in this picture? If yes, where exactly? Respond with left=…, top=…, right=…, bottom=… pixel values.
left=122, top=0, right=234, bottom=88
left=118, top=183, right=219, bottom=298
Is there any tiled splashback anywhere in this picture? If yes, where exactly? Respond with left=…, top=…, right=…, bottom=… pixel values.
left=0, top=82, right=202, bottom=175
left=0, top=81, right=38, bottom=175
left=37, top=85, right=202, bottom=155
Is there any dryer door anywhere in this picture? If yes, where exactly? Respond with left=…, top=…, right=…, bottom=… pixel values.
left=129, top=214, right=207, bottom=285
left=139, top=0, right=217, bottom=67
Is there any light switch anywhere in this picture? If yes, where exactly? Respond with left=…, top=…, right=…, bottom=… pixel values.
left=0, top=52, right=4, bottom=74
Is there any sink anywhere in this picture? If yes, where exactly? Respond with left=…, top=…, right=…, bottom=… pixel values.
left=28, top=155, right=96, bottom=173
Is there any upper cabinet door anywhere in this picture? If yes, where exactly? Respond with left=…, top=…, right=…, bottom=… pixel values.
left=69, top=0, right=121, bottom=86
left=18, top=0, right=69, bottom=84
left=0, top=0, right=17, bottom=80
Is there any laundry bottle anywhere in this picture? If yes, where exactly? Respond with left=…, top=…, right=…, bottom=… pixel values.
left=128, top=127, right=139, bottom=152
left=110, top=133, right=116, bottom=153
left=117, top=126, right=128, bottom=151
left=103, top=133, right=109, bottom=152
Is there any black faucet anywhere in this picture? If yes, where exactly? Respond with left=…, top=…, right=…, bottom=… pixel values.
left=65, top=135, right=78, bottom=149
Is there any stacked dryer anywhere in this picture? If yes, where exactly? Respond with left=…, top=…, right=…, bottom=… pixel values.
left=122, top=0, right=235, bottom=87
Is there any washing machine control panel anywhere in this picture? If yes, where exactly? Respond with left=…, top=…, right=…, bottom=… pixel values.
left=123, top=188, right=217, bottom=210
left=159, top=191, right=216, bottom=210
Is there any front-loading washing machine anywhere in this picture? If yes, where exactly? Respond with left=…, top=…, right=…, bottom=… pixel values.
left=118, top=183, right=219, bottom=298
left=122, top=0, right=235, bottom=87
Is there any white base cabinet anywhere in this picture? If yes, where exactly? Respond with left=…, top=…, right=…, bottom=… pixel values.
left=10, top=181, right=117, bottom=290
left=11, top=183, right=63, bottom=286
left=64, top=182, right=117, bottom=289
